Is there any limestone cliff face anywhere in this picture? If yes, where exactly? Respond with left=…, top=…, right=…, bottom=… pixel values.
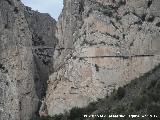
left=1, top=0, right=160, bottom=119
left=24, top=6, right=57, bottom=101
left=42, top=0, right=160, bottom=116
left=0, top=0, right=56, bottom=120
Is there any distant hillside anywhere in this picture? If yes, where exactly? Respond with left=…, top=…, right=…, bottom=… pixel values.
left=36, top=64, right=160, bottom=120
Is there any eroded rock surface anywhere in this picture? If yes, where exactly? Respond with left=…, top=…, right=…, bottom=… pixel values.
left=0, top=0, right=56, bottom=120
left=1, top=0, right=160, bottom=119
left=42, top=0, right=160, bottom=116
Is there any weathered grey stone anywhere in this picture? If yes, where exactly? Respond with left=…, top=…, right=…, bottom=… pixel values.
left=1, top=0, right=160, bottom=119
left=0, top=0, right=57, bottom=120
left=41, top=0, right=160, bottom=116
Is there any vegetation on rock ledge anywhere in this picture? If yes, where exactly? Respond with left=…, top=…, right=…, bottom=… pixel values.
left=35, top=64, right=160, bottom=120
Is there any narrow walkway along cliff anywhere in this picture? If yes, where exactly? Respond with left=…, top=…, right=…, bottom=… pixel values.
left=0, top=0, right=57, bottom=119
left=40, top=0, right=160, bottom=116
left=0, top=0, right=160, bottom=120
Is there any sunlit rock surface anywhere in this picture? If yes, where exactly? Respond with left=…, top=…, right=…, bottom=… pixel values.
left=0, top=0, right=56, bottom=119
left=42, top=0, right=160, bottom=116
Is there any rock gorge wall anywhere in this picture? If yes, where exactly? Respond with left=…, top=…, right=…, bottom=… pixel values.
left=0, top=0, right=57, bottom=120
left=41, top=0, right=160, bottom=116
left=1, top=0, right=160, bottom=119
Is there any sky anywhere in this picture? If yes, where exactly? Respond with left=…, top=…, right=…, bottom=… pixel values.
left=21, top=0, right=63, bottom=20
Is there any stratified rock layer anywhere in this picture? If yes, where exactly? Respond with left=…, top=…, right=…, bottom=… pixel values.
left=42, top=0, right=160, bottom=116
left=1, top=0, right=160, bottom=119
left=0, top=0, right=56, bottom=120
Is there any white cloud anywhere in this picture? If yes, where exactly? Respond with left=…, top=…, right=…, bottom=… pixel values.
left=21, top=0, right=63, bottom=20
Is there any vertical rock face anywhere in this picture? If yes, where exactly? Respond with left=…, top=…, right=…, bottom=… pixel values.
left=1, top=0, right=160, bottom=119
left=43, top=0, right=160, bottom=116
left=24, top=6, right=57, bottom=101
left=0, top=0, right=56, bottom=120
